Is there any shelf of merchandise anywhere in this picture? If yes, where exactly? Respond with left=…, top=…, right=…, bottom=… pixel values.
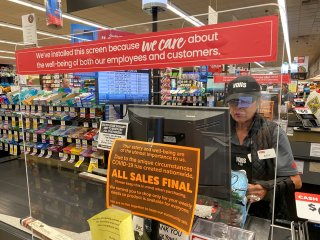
left=0, top=103, right=105, bottom=171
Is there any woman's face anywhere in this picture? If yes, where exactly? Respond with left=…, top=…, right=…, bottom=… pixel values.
left=228, top=97, right=258, bottom=124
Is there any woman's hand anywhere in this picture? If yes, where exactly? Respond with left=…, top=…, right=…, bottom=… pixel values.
left=247, top=184, right=267, bottom=202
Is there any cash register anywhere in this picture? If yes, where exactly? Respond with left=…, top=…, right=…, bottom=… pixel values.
left=295, top=108, right=320, bottom=128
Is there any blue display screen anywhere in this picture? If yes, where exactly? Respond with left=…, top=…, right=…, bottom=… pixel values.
left=97, top=70, right=150, bottom=104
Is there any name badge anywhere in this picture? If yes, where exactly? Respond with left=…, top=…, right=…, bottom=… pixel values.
left=257, top=148, right=276, bottom=160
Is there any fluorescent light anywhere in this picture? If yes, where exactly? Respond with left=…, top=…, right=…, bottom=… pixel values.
left=0, top=50, right=15, bottom=54
left=8, top=0, right=109, bottom=29
left=0, top=39, right=25, bottom=45
left=0, top=21, right=71, bottom=41
left=0, top=55, right=15, bottom=59
left=254, top=62, right=264, bottom=68
left=278, top=0, right=291, bottom=67
left=166, top=3, right=204, bottom=27
left=8, top=0, right=45, bottom=12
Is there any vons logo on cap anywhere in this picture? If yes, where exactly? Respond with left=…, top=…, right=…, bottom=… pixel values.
left=233, top=82, right=247, bottom=88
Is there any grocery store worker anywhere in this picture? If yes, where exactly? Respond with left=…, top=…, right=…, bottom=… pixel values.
left=61, top=78, right=72, bottom=93
left=226, top=76, right=302, bottom=220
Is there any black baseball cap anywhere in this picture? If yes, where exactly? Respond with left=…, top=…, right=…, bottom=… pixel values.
left=225, top=76, right=261, bottom=103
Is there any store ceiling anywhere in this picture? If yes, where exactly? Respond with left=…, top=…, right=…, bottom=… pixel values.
left=0, top=0, right=319, bottom=71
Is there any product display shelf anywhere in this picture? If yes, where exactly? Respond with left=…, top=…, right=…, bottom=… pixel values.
left=0, top=103, right=105, bottom=171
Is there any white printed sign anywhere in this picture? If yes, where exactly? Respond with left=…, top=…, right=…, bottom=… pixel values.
left=97, top=121, right=128, bottom=151
left=310, top=143, right=320, bottom=158
left=21, top=13, right=38, bottom=46
left=295, top=192, right=320, bottom=223
left=159, top=224, right=189, bottom=240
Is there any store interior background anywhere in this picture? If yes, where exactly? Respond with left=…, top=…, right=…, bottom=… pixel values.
left=0, top=0, right=319, bottom=239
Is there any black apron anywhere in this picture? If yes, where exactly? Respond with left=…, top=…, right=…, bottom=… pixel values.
left=231, top=143, right=252, bottom=182
left=232, top=143, right=272, bottom=219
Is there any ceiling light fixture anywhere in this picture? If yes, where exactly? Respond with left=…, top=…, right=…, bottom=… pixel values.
left=0, top=56, right=15, bottom=59
left=8, top=0, right=109, bottom=29
left=166, top=3, right=205, bottom=27
left=254, top=62, right=264, bottom=68
left=0, top=39, right=25, bottom=46
left=0, top=50, right=15, bottom=54
left=0, top=21, right=70, bottom=41
left=277, top=0, right=291, bottom=67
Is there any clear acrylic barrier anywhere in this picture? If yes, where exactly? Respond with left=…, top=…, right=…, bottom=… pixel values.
left=0, top=2, right=297, bottom=239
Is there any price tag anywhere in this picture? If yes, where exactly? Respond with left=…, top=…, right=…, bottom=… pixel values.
left=76, top=139, right=81, bottom=149
left=82, top=140, right=88, bottom=149
left=4, top=144, right=8, bottom=151
left=84, top=122, right=89, bottom=128
left=19, top=131, right=23, bottom=140
left=8, top=104, right=12, bottom=110
left=33, top=134, right=38, bottom=143
left=295, top=192, right=320, bottom=223
left=38, top=149, right=45, bottom=157
left=80, top=108, right=86, bottom=118
left=19, top=118, right=23, bottom=128
left=61, top=121, right=66, bottom=130
left=89, top=108, right=96, bottom=118
left=57, top=107, right=61, bottom=112
left=26, top=106, right=31, bottom=115
left=14, top=131, right=19, bottom=141
left=26, top=147, right=31, bottom=154
left=42, top=134, right=46, bottom=143
left=59, top=152, right=64, bottom=158
left=8, top=131, right=13, bottom=141
left=31, top=106, right=35, bottom=114
left=67, top=137, right=72, bottom=143
left=92, top=141, right=98, bottom=151
left=49, top=106, right=54, bottom=115
left=33, top=119, right=38, bottom=130
left=69, top=155, right=76, bottom=163
left=20, top=145, right=24, bottom=153
left=88, top=158, right=99, bottom=173
left=26, top=118, right=30, bottom=129
left=45, top=150, right=52, bottom=159
left=74, top=156, right=85, bottom=168
left=49, top=136, right=55, bottom=144
left=26, top=132, right=30, bottom=142
left=9, top=144, right=13, bottom=154
left=13, top=145, right=17, bottom=155
left=38, top=106, right=42, bottom=112
left=58, top=137, right=63, bottom=146
left=64, top=107, right=69, bottom=112
left=15, top=105, right=20, bottom=111
left=12, top=117, right=16, bottom=126
left=21, top=105, right=26, bottom=113
left=4, top=116, right=8, bottom=125
left=48, top=119, right=53, bottom=124
left=70, top=107, right=75, bottom=113
left=40, top=119, right=44, bottom=124
left=92, top=122, right=98, bottom=129
left=2, top=104, right=7, bottom=109
left=61, top=153, right=68, bottom=162
left=30, top=148, right=38, bottom=156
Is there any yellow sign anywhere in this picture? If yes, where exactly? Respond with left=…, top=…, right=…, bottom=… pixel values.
left=87, top=208, right=134, bottom=240
left=107, top=139, right=200, bottom=234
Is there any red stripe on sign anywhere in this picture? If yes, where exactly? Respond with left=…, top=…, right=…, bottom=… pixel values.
left=295, top=192, right=320, bottom=203
left=15, top=15, right=278, bottom=75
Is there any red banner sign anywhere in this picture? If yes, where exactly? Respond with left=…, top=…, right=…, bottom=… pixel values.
left=16, top=15, right=278, bottom=75
left=214, top=74, right=290, bottom=84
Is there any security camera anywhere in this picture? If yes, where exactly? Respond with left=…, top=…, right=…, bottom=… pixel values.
left=142, top=0, right=168, bottom=13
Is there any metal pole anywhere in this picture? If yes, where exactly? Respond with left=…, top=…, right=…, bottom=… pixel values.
left=152, top=7, right=161, bottom=105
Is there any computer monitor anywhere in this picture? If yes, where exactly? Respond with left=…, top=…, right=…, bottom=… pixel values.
left=96, top=70, right=150, bottom=105
left=127, top=104, right=231, bottom=200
